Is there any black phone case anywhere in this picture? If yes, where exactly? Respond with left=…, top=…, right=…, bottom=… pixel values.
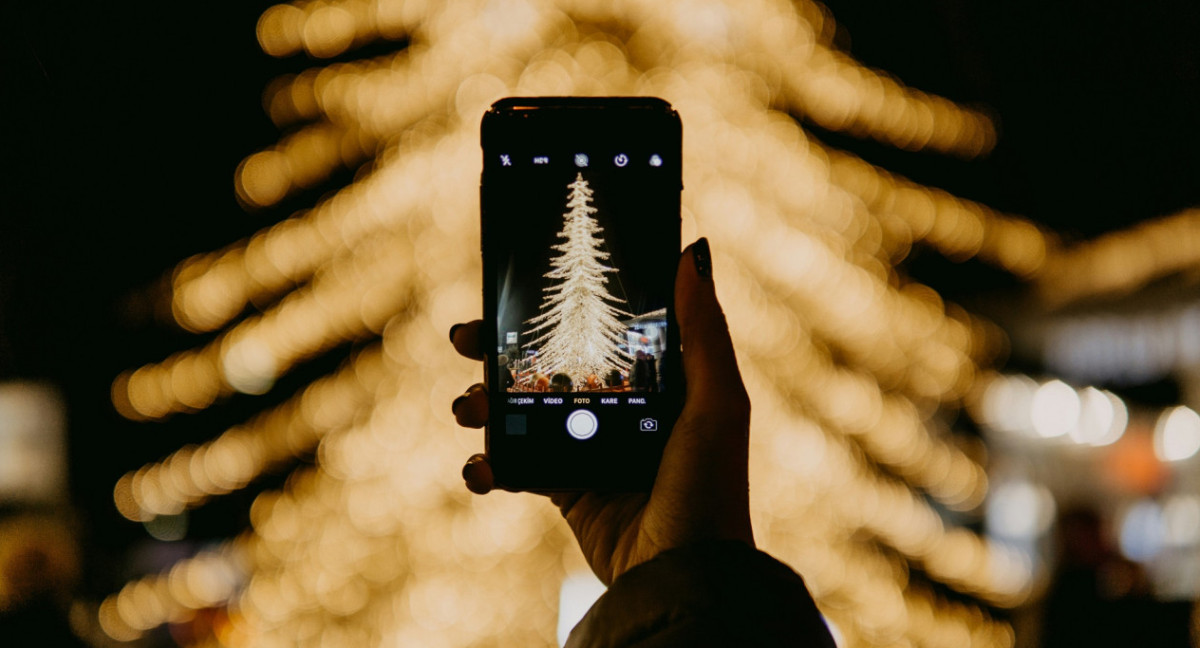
left=480, top=97, right=683, bottom=491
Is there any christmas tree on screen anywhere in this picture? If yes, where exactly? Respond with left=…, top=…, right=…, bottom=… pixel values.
left=524, top=173, right=631, bottom=388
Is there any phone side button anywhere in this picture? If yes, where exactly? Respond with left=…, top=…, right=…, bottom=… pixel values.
left=565, top=409, right=598, bottom=440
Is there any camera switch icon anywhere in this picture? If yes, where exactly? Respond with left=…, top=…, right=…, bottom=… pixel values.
left=613, top=153, right=629, bottom=167
left=639, top=418, right=658, bottom=432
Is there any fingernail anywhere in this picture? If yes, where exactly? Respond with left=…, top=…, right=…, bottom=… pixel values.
left=449, top=323, right=463, bottom=343
left=452, top=393, right=468, bottom=414
left=693, top=237, right=712, bottom=279
left=462, top=456, right=489, bottom=493
left=461, top=456, right=480, bottom=480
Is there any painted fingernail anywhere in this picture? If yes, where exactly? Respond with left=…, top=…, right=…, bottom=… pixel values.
left=693, top=237, right=712, bottom=279
left=462, top=456, right=489, bottom=493
left=449, top=323, right=463, bottom=343
left=461, top=457, right=479, bottom=480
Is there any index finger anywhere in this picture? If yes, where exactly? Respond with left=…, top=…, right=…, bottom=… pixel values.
left=450, top=320, right=485, bottom=361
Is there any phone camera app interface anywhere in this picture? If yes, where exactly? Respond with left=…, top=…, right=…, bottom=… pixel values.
left=491, top=149, right=674, bottom=404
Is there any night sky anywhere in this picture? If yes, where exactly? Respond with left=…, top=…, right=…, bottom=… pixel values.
left=6, top=0, right=1200, bottom=600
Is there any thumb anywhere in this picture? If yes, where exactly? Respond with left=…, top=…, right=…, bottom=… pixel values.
left=647, top=238, right=753, bottom=547
left=675, top=238, right=750, bottom=419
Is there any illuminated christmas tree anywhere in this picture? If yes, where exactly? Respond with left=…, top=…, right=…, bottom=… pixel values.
left=524, top=173, right=631, bottom=388
left=98, top=2, right=1071, bottom=646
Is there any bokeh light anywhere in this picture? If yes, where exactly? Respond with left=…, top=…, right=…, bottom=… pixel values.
left=98, top=1, right=1072, bottom=646
left=1119, top=499, right=1166, bottom=563
left=1030, top=380, right=1079, bottom=439
left=986, top=480, right=1055, bottom=540
left=1154, top=406, right=1200, bottom=462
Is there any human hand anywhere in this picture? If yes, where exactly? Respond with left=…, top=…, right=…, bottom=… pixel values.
left=450, top=238, right=753, bottom=585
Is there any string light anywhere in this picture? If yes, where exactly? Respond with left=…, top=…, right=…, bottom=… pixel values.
left=117, top=230, right=419, bottom=419
left=98, top=540, right=248, bottom=641
left=1036, top=208, right=1200, bottom=308
left=234, top=122, right=374, bottom=209
left=827, top=149, right=1054, bottom=277
left=104, top=1, right=1051, bottom=645
left=113, top=346, right=386, bottom=521
left=177, top=0, right=1025, bottom=337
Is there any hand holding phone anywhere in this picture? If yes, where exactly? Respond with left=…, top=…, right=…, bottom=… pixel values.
left=450, top=240, right=755, bottom=585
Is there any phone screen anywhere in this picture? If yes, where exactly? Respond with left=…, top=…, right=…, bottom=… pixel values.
left=481, top=98, right=682, bottom=490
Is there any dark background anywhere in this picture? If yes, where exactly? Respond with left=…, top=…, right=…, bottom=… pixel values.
left=5, top=0, right=1200, bottom=608
left=2, top=0, right=287, bottom=595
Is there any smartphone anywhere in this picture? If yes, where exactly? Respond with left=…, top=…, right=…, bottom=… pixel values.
left=480, top=97, right=683, bottom=491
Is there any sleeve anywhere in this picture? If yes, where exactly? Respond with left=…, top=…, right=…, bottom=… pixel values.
left=565, top=540, right=837, bottom=648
